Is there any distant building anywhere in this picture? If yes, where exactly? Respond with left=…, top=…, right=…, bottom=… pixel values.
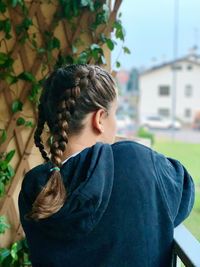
left=127, top=68, right=139, bottom=93
left=115, top=70, right=129, bottom=95
left=116, top=69, right=139, bottom=119
left=139, top=55, right=200, bottom=124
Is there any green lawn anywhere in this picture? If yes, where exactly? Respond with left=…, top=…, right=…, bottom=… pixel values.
left=153, top=139, right=200, bottom=241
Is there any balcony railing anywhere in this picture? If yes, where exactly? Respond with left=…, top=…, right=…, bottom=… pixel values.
left=172, top=224, right=200, bottom=267
left=116, top=137, right=200, bottom=266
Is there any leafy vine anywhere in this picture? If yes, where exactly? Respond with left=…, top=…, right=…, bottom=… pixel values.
left=0, top=0, right=130, bottom=265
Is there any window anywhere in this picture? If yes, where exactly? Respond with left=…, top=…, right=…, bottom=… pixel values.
left=185, top=85, right=193, bottom=97
left=159, top=86, right=170, bottom=96
left=171, top=65, right=182, bottom=70
left=187, top=65, right=193, bottom=71
left=185, top=109, right=191, bottom=118
left=147, top=116, right=162, bottom=121
left=158, top=108, right=170, bottom=117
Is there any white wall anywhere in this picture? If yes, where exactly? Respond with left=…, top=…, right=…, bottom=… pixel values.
left=139, top=60, right=200, bottom=123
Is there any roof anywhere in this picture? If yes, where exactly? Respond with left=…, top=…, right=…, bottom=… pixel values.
left=140, top=55, right=200, bottom=76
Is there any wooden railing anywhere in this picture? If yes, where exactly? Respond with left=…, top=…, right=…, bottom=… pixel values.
left=172, top=224, right=200, bottom=267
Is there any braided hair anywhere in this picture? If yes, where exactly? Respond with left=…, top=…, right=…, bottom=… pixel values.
left=27, top=64, right=117, bottom=221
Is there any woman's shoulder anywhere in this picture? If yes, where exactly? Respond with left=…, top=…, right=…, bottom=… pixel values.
left=111, top=140, right=152, bottom=154
left=111, top=140, right=155, bottom=167
left=25, top=161, right=51, bottom=178
left=21, top=161, right=51, bottom=193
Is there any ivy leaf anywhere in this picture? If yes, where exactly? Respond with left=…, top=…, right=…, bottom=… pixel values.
left=4, top=19, right=11, bottom=39
left=77, top=51, right=89, bottom=64
left=64, top=2, right=72, bottom=20
left=0, top=52, right=13, bottom=68
left=81, top=0, right=94, bottom=11
left=123, top=46, right=131, bottom=54
left=0, top=130, right=7, bottom=145
left=0, top=160, right=7, bottom=171
left=11, top=0, right=19, bottom=7
left=5, top=150, right=15, bottom=164
left=10, top=242, right=18, bottom=261
left=0, top=181, right=5, bottom=197
left=0, top=248, right=11, bottom=265
left=102, top=3, right=109, bottom=22
left=0, top=19, right=12, bottom=39
left=30, top=37, right=37, bottom=49
left=100, top=55, right=106, bottom=65
left=0, top=216, right=10, bottom=234
left=100, top=33, right=106, bottom=42
left=90, top=44, right=100, bottom=50
left=24, top=121, right=34, bottom=128
left=80, top=0, right=88, bottom=5
left=88, top=1, right=95, bottom=11
left=106, top=38, right=114, bottom=51
left=72, top=45, right=77, bottom=54
left=91, top=49, right=99, bottom=61
left=52, top=37, right=60, bottom=49
left=0, top=248, right=10, bottom=264
left=72, top=0, right=79, bottom=17
left=16, top=117, right=25, bottom=126
left=28, top=83, right=41, bottom=103
left=11, top=100, right=23, bottom=113
left=18, top=71, right=36, bottom=82
left=37, top=47, right=46, bottom=54
left=55, top=54, right=74, bottom=68
left=45, top=34, right=60, bottom=51
left=91, top=3, right=110, bottom=30
left=0, top=2, right=7, bottom=13
left=114, top=20, right=125, bottom=41
left=7, top=165, right=15, bottom=177
left=89, top=44, right=103, bottom=61
left=4, top=74, right=18, bottom=85
left=23, top=17, right=33, bottom=29
left=116, top=61, right=121, bottom=68
left=16, top=17, right=33, bottom=35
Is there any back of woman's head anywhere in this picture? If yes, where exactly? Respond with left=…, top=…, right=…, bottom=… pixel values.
left=26, top=64, right=117, bottom=221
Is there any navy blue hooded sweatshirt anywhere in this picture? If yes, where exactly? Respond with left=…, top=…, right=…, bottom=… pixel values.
left=18, top=140, right=195, bottom=267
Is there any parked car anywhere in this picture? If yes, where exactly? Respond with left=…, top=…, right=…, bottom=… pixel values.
left=141, top=116, right=181, bottom=130
left=116, top=115, right=136, bottom=136
left=192, top=111, right=200, bottom=130
left=192, top=120, right=200, bottom=130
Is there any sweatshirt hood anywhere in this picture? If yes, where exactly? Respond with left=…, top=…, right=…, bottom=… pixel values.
left=19, top=142, right=114, bottom=241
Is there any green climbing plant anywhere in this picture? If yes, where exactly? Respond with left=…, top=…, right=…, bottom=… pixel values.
left=0, top=129, right=15, bottom=197
left=0, top=215, right=10, bottom=235
left=0, top=238, right=31, bottom=267
left=0, top=0, right=130, bottom=265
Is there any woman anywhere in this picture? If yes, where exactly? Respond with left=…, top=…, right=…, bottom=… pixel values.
left=18, top=64, right=195, bottom=267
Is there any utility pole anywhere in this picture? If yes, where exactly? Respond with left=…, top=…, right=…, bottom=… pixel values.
left=193, top=27, right=199, bottom=53
left=171, top=0, right=179, bottom=140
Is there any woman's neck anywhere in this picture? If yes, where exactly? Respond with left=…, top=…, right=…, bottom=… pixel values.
left=60, top=137, right=97, bottom=162
left=60, top=122, right=103, bottom=162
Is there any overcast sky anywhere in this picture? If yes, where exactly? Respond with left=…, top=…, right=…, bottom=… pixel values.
left=111, top=0, right=200, bottom=70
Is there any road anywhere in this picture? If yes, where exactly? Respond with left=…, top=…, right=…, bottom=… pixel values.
left=150, top=128, right=200, bottom=143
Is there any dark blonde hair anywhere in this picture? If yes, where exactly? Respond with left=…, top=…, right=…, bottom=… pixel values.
left=27, top=64, right=117, bottom=221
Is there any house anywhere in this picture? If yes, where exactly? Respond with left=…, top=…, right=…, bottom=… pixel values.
left=139, top=54, right=200, bottom=125
left=116, top=69, right=139, bottom=120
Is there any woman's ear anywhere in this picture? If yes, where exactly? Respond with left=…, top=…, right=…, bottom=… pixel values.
left=92, top=109, right=106, bottom=133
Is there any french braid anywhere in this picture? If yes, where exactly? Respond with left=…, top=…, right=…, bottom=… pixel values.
left=34, top=103, right=49, bottom=162
left=27, top=64, right=117, bottom=221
